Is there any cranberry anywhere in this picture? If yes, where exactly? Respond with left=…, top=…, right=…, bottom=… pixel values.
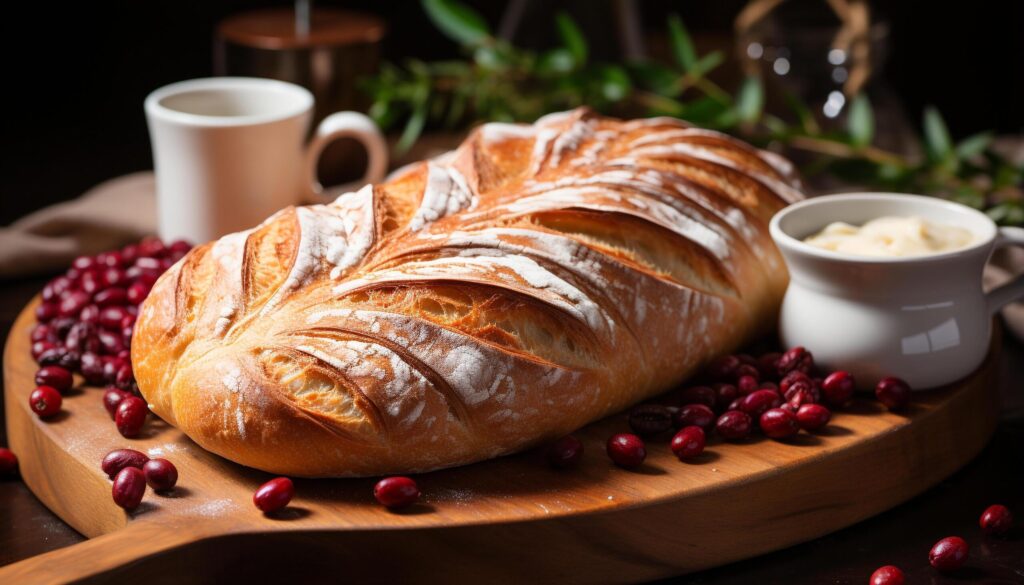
left=795, top=404, right=831, bottom=431
left=64, top=321, right=96, bottom=353
left=35, top=302, right=58, bottom=323
left=779, top=370, right=812, bottom=394
left=929, top=536, right=969, bottom=572
left=97, top=250, right=124, bottom=268
left=126, top=281, right=152, bottom=304
left=757, top=352, right=782, bottom=379
left=545, top=435, right=584, bottom=469
left=716, top=410, right=752, bottom=440
left=115, top=364, right=134, bottom=389
left=115, top=396, right=148, bottom=438
left=94, top=287, right=128, bottom=307
left=821, top=371, right=855, bottom=406
left=58, top=291, right=91, bottom=318
left=374, top=476, right=420, bottom=509
left=29, top=386, right=62, bottom=418
left=670, top=426, right=706, bottom=461
left=869, top=565, right=905, bottom=585
left=112, top=467, right=147, bottom=511
left=876, top=377, right=911, bottom=410
left=705, top=355, right=740, bottom=382
left=168, top=239, right=192, bottom=254
left=78, top=304, right=100, bottom=325
left=42, top=275, right=73, bottom=302
left=734, top=363, right=760, bottom=382
left=678, top=386, right=717, bottom=409
left=777, top=346, right=813, bottom=376
left=30, top=324, right=54, bottom=343
left=31, top=340, right=56, bottom=361
left=628, top=404, right=674, bottom=437
left=121, top=243, right=140, bottom=263
left=0, top=447, right=18, bottom=476
left=138, top=238, right=167, bottom=258
left=72, top=255, right=96, bottom=271
left=102, top=268, right=127, bottom=288
left=101, top=449, right=150, bottom=478
left=979, top=504, right=1013, bottom=536
left=606, top=433, right=646, bottom=468
left=99, top=306, right=131, bottom=330
left=35, top=366, right=73, bottom=393
left=102, top=356, right=123, bottom=384
left=737, top=375, right=760, bottom=396
left=739, top=389, right=782, bottom=418
left=135, top=257, right=163, bottom=271
left=759, top=381, right=778, bottom=391
left=726, top=397, right=744, bottom=412
left=786, top=386, right=818, bottom=408
left=98, top=329, right=125, bottom=355
left=675, top=403, right=715, bottom=432
left=38, top=347, right=80, bottom=370
left=712, top=383, right=738, bottom=411
left=760, top=408, right=800, bottom=438
left=143, top=458, right=178, bottom=491
left=254, top=477, right=294, bottom=513
left=51, top=317, right=76, bottom=338
left=103, top=387, right=130, bottom=419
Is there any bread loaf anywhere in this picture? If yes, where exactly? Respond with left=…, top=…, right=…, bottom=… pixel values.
left=132, top=108, right=802, bottom=477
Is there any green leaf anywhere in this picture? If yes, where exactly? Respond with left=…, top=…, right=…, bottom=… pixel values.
left=396, top=99, right=428, bottom=154
left=735, top=77, right=764, bottom=124
left=667, top=15, right=697, bottom=71
left=628, top=62, right=681, bottom=96
left=691, top=51, right=724, bottom=77
left=422, top=0, right=491, bottom=46
left=555, top=12, right=587, bottom=66
left=987, top=202, right=1024, bottom=225
left=783, top=91, right=819, bottom=134
left=955, top=131, right=993, bottom=160
left=847, top=94, right=874, bottom=147
left=598, top=65, right=631, bottom=102
left=537, top=48, right=576, bottom=74
left=923, top=106, right=953, bottom=162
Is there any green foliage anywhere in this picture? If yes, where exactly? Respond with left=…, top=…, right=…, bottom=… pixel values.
left=362, top=0, right=1023, bottom=225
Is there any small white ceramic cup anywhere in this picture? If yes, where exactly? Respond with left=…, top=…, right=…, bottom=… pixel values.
left=770, top=193, right=1024, bottom=389
left=145, top=77, right=387, bottom=243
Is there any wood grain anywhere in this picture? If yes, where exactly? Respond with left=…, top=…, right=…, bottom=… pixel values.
left=1, top=298, right=1001, bottom=584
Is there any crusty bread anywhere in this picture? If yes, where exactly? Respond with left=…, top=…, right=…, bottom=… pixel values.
left=132, top=108, right=802, bottom=477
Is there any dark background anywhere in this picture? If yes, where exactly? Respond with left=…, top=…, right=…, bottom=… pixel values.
left=2, top=0, right=1022, bottom=226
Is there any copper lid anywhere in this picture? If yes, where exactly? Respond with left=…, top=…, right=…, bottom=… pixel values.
left=217, top=8, right=386, bottom=50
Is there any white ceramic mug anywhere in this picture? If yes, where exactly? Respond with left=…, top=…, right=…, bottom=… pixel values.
left=770, top=193, right=1024, bottom=389
left=145, top=77, right=387, bottom=243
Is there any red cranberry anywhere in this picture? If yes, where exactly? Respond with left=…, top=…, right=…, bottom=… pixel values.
left=97, top=250, right=125, bottom=268
left=29, top=386, right=62, bottom=418
left=777, top=346, right=813, bottom=376
left=254, top=477, right=294, bottom=513
left=98, top=329, right=125, bottom=355
left=115, top=396, right=148, bottom=438
left=143, top=458, right=178, bottom=491
left=759, top=381, right=778, bottom=391
left=869, top=565, right=905, bottom=585
left=734, top=363, right=760, bottom=382
left=670, top=426, right=706, bottom=461
left=821, top=371, right=855, bottom=406
left=30, top=323, right=55, bottom=343
left=712, top=383, right=738, bottom=411
left=51, top=317, right=76, bottom=338
left=929, top=536, right=968, bottom=572
left=81, top=269, right=104, bottom=295
left=760, top=408, right=800, bottom=439
left=705, top=355, right=740, bottom=382
left=99, top=306, right=131, bottom=330
left=42, top=275, right=73, bottom=302
left=876, top=377, right=911, bottom=410
left=979, top=504, right=1013, bottom=535
left=63, top=321, right=96, bottom=352
left=102, top=356, right=123, bottom=384
left=135, top=257, right=163, bottom=271
left=31, top=340, right=56, bottom=361
left=675, top=403, right=715, bottom=432
left=102, top=268, right=127, bottom=288
left=138, top=238, right=167, bottom=258
left=38, top=347, right=80, bottom=370
left=779, top=370, right=812, bottom=394
left=77, top=352, right=105, bottom=385
left=0, top=447, right=18, bottom=476
left=168, top=239, right=192, bottom=254
left=545, top=435, right=584, bottom=469
left=35, top=302, right=58, bottom=323
left=126, top=281, right=152, bottom=304
left=121, top=243, right=139, bottom=263
left=757, top=352, right=782, bottom=378
left=628, top=404, right=674, bottom=437
left=78, top=304, right=100, bottom=325
left=58, top=290, right=91, bottom=318
left=737, top=375, right=760, bottom=396
left=740, top=389, right=782, bottom=418
left=726, top=397, right=744, bottom=412
left=94, top=287, right=128, bottom=307
left=72, top=255, right=96, bottom=271
left=35, top=366, right=73, bottom=393
left=374, top=476, right=421, bottom=509
left=795, top=404, right=831, bottom=431
left=112, top=467, right=146, bottom=511
left=786, top=386, right=818, bottom=408
left=103, top=387, right=130, bottom=419
left=115, top=364, right=134, bottom=389
left=678, top=386, right=717, bottom=409
left=606, top=433, right=646, bottom=468
left=101, top=449, right=150, bottom=479
left=716, top=410, right=752, bottom=440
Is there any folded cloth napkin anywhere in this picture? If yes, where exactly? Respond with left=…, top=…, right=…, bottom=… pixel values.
left=0, top=172, right=157, bottom=278
left=2, top=170, right=1023, bottom=342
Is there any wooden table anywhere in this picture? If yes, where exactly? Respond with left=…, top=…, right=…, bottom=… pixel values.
left=1, top=273, right=1022, bottom=583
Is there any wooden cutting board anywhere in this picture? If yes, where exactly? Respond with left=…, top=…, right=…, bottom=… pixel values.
left=0, top=299, right=1001, bottom=584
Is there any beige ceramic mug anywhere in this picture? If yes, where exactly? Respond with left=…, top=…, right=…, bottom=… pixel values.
left=770, top=193, right=1024, bottom=389
left=145, top=77, right=387, bottom=243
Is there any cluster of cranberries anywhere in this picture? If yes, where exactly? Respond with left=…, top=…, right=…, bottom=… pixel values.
left=101, top=448, right=178, bottom=511
left=250, top=475, right=420, bottom=513
left=28, top=238, right=191, bottom=434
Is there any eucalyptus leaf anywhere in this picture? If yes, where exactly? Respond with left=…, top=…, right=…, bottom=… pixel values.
left=847, top=94, right=874, bottom=147
left=555, top=13, right=587, bottom=66
left=955, top=131, right=993, bottom=160
left=667, top=15, right=697, bottom=71
left=422, top=0, right=491, bottom=46
left=735, top=77, right=764, bottom=123
left=923, top=106, right=953, bottom=162
left=691, top=51, right=724, bottom=77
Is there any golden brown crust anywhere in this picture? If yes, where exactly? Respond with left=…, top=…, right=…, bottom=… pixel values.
left=132, top=108, right=801, bottom=477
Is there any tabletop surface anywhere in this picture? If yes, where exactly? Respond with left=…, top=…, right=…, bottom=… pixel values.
left=2, top=273, right=1022, bottom=583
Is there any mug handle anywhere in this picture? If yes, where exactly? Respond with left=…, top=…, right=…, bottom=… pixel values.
left=304, top=111, right=388, bottom=204
left=987, top=226, right=1024, bottom=315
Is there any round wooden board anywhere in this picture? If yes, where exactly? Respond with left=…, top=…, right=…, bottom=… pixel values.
left=1, top=299, right=1001, bottom=584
